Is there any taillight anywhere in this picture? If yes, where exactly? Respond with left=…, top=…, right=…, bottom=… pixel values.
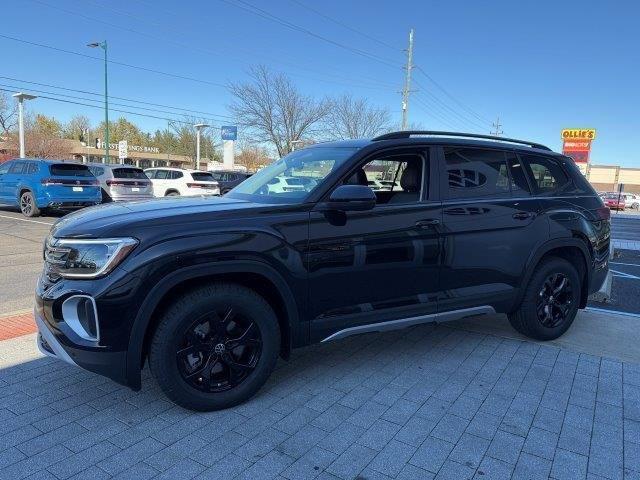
left=595, top=207, right=611, bottom=221
left=41, top=178, right=64, bottom=186
left=187, top=183, right=214, bottom=188
left=107, top=180, right=150, bottom=187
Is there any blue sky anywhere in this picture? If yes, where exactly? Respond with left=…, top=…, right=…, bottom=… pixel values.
left=2, top=0, right=638, bottom=166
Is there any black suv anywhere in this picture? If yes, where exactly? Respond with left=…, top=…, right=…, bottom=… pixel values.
left=36, top=131, right=610, bottom=411
left=211, top=170, right=252, bottom=194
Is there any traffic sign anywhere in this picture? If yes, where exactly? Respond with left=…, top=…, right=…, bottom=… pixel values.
left=118, top=140, right=128, bottom=160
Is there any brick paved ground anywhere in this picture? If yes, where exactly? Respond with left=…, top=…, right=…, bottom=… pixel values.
left=0, top=323, right=638, bottom=480
left=0, top=311, right=35, bottom=341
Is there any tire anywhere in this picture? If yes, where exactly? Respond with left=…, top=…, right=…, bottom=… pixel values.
left=165, top=190, right=179, bottom=197
left=19, top=191, right=40, bottom=217
left=508, top=257, right=581, bottom=341
left=149, top=282, right=280, bottom=411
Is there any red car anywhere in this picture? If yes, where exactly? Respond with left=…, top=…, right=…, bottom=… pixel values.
left=603, top=193, right=626, bottom=211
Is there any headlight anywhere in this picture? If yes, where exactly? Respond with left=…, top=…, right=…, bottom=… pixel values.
left=44, top=237, right=138, bottom=279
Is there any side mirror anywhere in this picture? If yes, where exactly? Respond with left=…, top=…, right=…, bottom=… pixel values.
left=317, top=185, right=376, bottom=212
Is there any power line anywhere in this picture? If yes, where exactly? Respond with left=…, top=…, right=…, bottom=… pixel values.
left=218, top=0, right=401, bottom=69
left=415, top=65, right=493, bottom=125
left=412, top=78, right=490, bottom=131
left=412, top=95, right=476, bottom=132
left=32, top=0, right=396, bottom=92
left=286, top=0, right=401, bottom=52
left=0, top=34, right=227, bottom=89
left=0, top=76, right=233, bottom=120
left=0, top=82, right=226, bottom=126
left=0, top=88, right=215, bottom=126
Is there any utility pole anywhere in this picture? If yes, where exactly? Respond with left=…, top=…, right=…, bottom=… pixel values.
left=401, top=28, right=414, bottom=131
left=491, top=116, right=503, bottom=136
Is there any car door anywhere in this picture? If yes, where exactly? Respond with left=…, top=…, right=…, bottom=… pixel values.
left=438, top=146, right=545, bottom=313
left=306, top=147, right=441, bottom=342
left=0, top=161, right=12, bottom=202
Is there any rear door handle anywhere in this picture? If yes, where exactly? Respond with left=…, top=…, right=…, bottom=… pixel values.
left=415, top=219, right=440, bottom=228
left=512, top=211, right=534, bottom=220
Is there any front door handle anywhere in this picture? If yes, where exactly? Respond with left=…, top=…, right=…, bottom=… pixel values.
left=512, top=211, right=534, bottom=220
left=415, top=219, right=440, bottom=228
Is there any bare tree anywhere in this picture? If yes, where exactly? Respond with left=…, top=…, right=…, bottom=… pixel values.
left=228, top=66, right=330, bottom=157
left=64, top=115, right=92, bottom=142
left=323, top=94, right=392, bottom=140
left=0, top=92, right=17, bottom=136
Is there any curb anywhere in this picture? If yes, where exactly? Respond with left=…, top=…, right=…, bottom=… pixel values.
left=0, top=310, right=36, bottom=341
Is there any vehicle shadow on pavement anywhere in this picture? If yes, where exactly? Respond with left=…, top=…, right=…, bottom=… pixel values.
left=0, top=323, right=638, bottom=479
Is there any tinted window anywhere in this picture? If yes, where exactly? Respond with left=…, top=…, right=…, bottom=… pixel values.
left=155, top=170, right=169, bottom=179
left=113, top=168, right=147, bottom=179
left=443, top=148, right=510, bottom=199
left=49, top=163, right=92, bottom=177
left=191, top=172, right=214, bottom=181
left=145, top=169, right=156, bottom=179
left=521, top=155, right=569, bottom=194
left=170, top=170, right=184, bottom=180
left=9, top=162, right=26, bottom=174
left=26, top=162, right=39, bottom=174
left=89, top=166, right=105, bottom=176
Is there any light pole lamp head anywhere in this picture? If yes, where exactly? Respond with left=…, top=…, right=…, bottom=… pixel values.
left=13, top=92, right=37, bottom=102
left=87, top=41, right=107, bottom=50
left=194, top=123, right=209, bottom=130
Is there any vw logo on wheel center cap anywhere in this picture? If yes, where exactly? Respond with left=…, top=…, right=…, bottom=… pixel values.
left=214, top=343, right=225, bottom=354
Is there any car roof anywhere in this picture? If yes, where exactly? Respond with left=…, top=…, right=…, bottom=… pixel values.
left=308, top=136, right=562, bottom=157
left=87, top=163, right=141, bottom=169
left=7, top=158, right=89, bottom=164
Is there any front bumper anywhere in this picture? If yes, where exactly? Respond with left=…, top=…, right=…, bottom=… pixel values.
left=35, top=284, right=129, bottom=386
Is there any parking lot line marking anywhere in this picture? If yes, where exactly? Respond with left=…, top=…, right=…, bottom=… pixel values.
left=0, top=214, right=54, bottom=225
left=610, top=269, right=640, bottom=280
left=585, top=306, right=640, bottom=319
left=610, top=261, right=640, bottom=267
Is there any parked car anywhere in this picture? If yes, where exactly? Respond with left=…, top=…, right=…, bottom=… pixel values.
left=622, top=193, right=639, bottom=209
left=87, top=164, right=154, bottom=202
left=263, top=175, right=306, bottom=194
left=0, top=158, right=100, bottom=217
left=209, top=170, right=251, bottom=194
left=35, top=131, right=610, bottom=411
left=144, top=167, right=220, bottom=197
left=603, top=192, right=626, bottom=210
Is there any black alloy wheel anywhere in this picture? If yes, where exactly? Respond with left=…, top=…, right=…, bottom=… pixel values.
left=536, top=273, right=573, bottom=328
left=19, top=191, right=40, bottom=217
left=177, top=308, right=262, bottom=393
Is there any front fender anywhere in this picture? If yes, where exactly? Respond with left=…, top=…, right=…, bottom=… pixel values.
left=124, top=259, right=303, bottom=390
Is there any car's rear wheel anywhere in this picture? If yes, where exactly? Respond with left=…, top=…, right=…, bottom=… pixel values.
left=508, top=257, right=581, bottom=341
left=19, top=191, right=40, bottom=217
left=149, top=283, right=280, bottom=411
left=165, top=190, right=179, bottom=196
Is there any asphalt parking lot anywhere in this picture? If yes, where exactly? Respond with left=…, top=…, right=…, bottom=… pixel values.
left=0, top=206, right=639, bottom=479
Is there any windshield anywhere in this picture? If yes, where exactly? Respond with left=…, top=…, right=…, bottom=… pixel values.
left=228, top=147, right=357, bottom=203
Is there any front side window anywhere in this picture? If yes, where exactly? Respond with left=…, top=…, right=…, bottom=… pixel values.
left=155, top=170, right=169, bottom=180
left=352, top=153, right=426, bottom=205
left=521, top=155, right=569, bottom=194
left=0, top=162, right=10, bottom=175
left=443, top=148, right=510, bottom=199
left=228, top=147, right=358, bottom=203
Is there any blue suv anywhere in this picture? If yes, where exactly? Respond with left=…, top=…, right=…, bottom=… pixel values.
left=0, top=158, right=101, bottom=217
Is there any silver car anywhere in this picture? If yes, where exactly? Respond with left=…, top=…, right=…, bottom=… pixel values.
left=87, top=164, right=154, bottom=202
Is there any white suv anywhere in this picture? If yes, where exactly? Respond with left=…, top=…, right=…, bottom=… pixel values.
left=144, top=168, right=220, bottom=197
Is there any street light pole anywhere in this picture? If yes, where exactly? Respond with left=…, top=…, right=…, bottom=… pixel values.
left=12, top=92, right=37, bottom=158
left=194, top=123, right=209, bottom=170
left=88, top=41, right=109, bottom=164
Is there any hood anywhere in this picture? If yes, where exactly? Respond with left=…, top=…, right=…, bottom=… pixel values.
left=51, top=195, right=294, bottom=239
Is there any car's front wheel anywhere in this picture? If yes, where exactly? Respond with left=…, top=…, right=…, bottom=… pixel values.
left=19, top=191, right=40, bottom=217
left=508, top=257, right=581, bottom=341
left=149, top=283, right=280, bottom=411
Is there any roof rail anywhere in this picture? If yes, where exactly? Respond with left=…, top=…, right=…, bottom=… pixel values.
left=372, top=131, right=551, bottom=151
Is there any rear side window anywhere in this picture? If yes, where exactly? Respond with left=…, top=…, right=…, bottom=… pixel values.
left=191, top=172, right=214, bottom=181
left=113, top=168, right=147, bottom=179
left=521, top=155, right=569, bottom=194
left=9, top=162, right=26, bottom=174
left=170, top=170, right=184, bottom=180
left=443, top=148, right=511, bottom=199
left=145, top=170, right=156, bottom=179
left=27, top=162, right=39, bottom=174
left=155, top=170, right=169, bottom=179
left=49, top=163, right=92, bottom=177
